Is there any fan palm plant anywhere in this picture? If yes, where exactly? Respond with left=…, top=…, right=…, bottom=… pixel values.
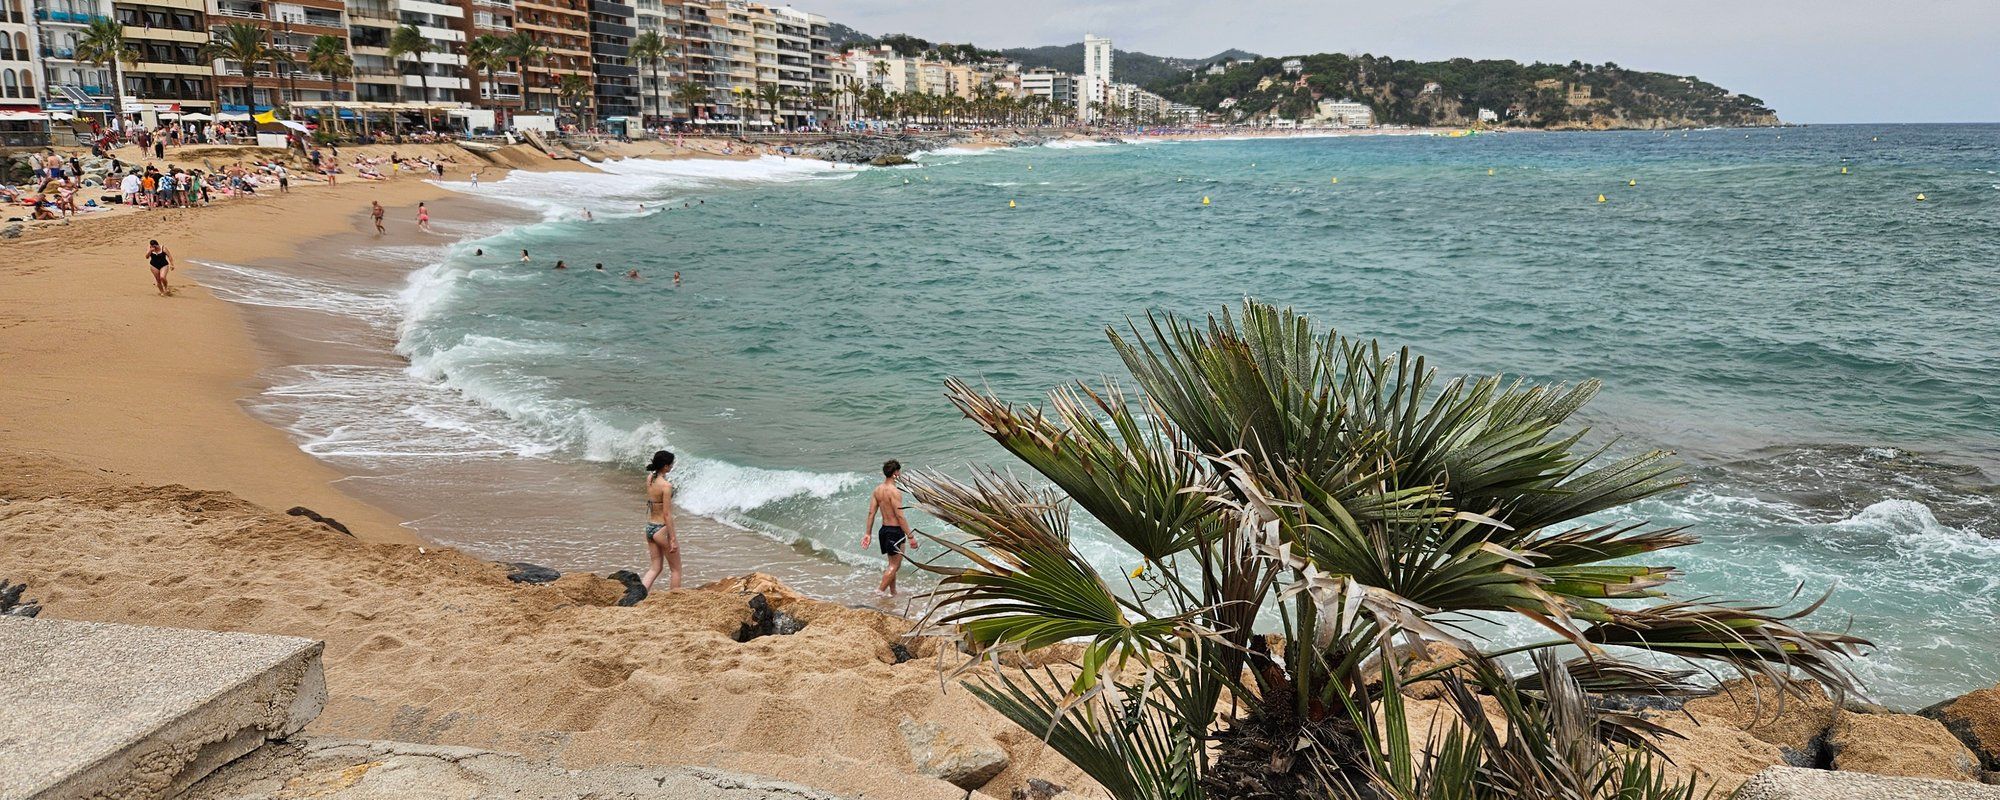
left=385, top=24, right=435, bottom=128
left=628, top=31, right=669, bottom=126
left=73, top=18, right=135, bottom=125
left=910, top=299, right=1868, bottom=800
left=499, top=33, right=548, bottom=114
left=204, top=22, right=290, bottom=115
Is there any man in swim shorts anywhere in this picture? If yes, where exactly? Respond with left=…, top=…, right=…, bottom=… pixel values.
left=862, top=459, right=917, bottom=597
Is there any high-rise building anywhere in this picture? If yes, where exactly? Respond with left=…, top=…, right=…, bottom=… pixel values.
left=758, top=2, right=811, bottom=128
left=460, top=0, right=523, bottom=114
left=629, top=0, right=684, bottom=123
left=346, top=0, right=468, bottom=109
left=585, top=0, right=634, bottom=119
left=207, top=0, right=345, bottom=112
left=1080, top=32, right=1109, bottom=121
left=511, top=0, right=588, bottom=116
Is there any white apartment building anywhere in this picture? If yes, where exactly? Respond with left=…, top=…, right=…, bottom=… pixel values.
left=34, top=0, right=116, bottom=114
left=1315, top=98, right=1373, bottom=127
left=1, top=0, right=42, bottom=120
left=631, top=0, right=683, bottom=121
left=347, top=0, right=467, bottom=106
left=1079, top=32, right=1109, bottom=121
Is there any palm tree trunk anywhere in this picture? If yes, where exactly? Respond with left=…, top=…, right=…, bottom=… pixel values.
left=110, top=60, right=125, bottom=131
left=650, top=62, right=661, bottom=129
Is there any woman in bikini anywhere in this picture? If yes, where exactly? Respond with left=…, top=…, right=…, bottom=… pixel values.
left=416, top=202, right=433, bottom=233
left=641, top=450, right=681, bottom=591
left=145, top=240, right=174, bottom=296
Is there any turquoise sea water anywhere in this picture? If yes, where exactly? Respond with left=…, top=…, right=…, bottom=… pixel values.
left=264, top=125, right=2000, bottom=706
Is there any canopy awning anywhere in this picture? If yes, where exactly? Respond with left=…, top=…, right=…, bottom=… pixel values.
left=180, top=112, right=213, bottom=121
left=217, top=112, right=252, bottom=121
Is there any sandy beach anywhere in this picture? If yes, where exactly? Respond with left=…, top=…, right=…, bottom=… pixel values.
left=0, top=135, right=1103, bottom=797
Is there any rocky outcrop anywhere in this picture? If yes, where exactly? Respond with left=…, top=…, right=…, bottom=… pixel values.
left=899, top=718, right=1009, bottom=790
left=284, top=506, right=352, bottom=537
left=502, top=562, right=561, bottom=584
left=0, top=579, right=41, bottom=617
left=1650, top=711, right=1791, bottom=795
left=1828, top=713, right=1983, bottom=782
left=1923, top=684, right=2000, bottom=771
left=1682, top=676, right=1840, bottom=766
left=734, top=592, right=808, bottom=642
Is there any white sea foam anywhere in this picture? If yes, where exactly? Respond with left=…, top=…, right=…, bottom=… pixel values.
left=1040, top=138, right=1117, bottom=149
left=193, top=260, right=403, bottom=331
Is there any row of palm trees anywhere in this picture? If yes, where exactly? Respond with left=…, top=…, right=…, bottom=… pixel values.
left=71, top=17, right=594, bottom=131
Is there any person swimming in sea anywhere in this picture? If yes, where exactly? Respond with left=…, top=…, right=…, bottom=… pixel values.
left=554, top=260, right=567, bottom=270
left=520, top=249, right=531, bottom=263
left=641, top=450, right=681, bottom=591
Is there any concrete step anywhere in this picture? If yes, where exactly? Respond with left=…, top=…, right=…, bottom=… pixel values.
left=182, top=737, right=855, bottom=800
left=0, top=617, right=325, bottom=800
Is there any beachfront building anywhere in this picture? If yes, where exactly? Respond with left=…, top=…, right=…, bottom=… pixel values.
left=1079, top=32, right=1109, bottom=122
left=1017, top=67, right=1070, bottom=108
left=1, top=0, right=37, bottom=104
left=110, top=0, right=209, bottom=117
left=759, top=3, right=814, bottom=128
left=34, top=0, right=117, bottom=120
left=585, top=0, right=635, bottom=121
left=206, top=0, right=345, bottom=112
left=629, top=0, right=683, bottom=123
left=1314, top=98, right=1372, bottom=127
left=345, top=0, right=470, bottom=112
left=461, top=0, right=523, bottom=115
left=843, top=44, right=913, bottom=94
left=512, top=0, right=588, bottom=117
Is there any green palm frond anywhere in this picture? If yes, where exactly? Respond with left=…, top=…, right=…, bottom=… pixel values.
left=944, top=377, right=1220, bottom=561
left=1581, top=591, right=1869, bottom=697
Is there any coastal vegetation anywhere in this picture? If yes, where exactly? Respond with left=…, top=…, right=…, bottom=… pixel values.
left=1153, top=54, right=1781, bottom=129
left=913, top=300, right=1865, bottom=799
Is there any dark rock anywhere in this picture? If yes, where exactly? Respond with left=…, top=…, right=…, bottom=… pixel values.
left=1012, top=778, right=1069, bottom=800
left=607, top=570, right=648, bottom=607
left=868, top=153, right=913, bottom=166
left=284, top=506, right=353, bottom=537
left=504, top=563, right=561, bottom=584
left=734, top=592, right=807, bottom=642
left=889, top=642, right=914, bottom=664
left=1596, top=693, right=1694, bottom=713
left=0, top=579, right=42, bottom=618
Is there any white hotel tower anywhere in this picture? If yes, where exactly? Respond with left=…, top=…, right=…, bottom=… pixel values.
left=1080, top=32, right=1110, bottom=122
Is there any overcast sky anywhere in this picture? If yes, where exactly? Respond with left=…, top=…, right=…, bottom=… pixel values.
left=809, top=0, right=1999, bottom=123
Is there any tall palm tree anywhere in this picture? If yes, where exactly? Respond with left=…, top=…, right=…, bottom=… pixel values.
left=754, top=82, right=783, bottom=130
left=304, top=34, right=354, bottom=131
left=557, top=72, right=591, bottom=129
left=466, top=34, right=509, bottom=108
left=73, top=18, right=134, bottom=127
left=628, top=31, right=668, bottom=127
left=671, top=79, right=709, bottom=125
left=204, top=22, right=289, bottom=116
left=912, top=299, right=1868, bottom=800
left=499, top=33, right=549, bottom=114
left=386, top=24, right=435, bottom=128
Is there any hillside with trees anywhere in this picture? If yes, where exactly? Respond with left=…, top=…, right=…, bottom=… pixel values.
left=1151, top=53, right=1780, bottom=129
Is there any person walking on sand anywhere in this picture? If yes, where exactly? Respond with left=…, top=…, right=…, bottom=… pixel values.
left=145, top=240, right=175, bottom=296
left=416, top=202, right=432, bottom=233
left=862, top=459, right=917, bottom=597
left=641, top=450, right=682, bottom=591
left=370, top=201, right=386, bottom=235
